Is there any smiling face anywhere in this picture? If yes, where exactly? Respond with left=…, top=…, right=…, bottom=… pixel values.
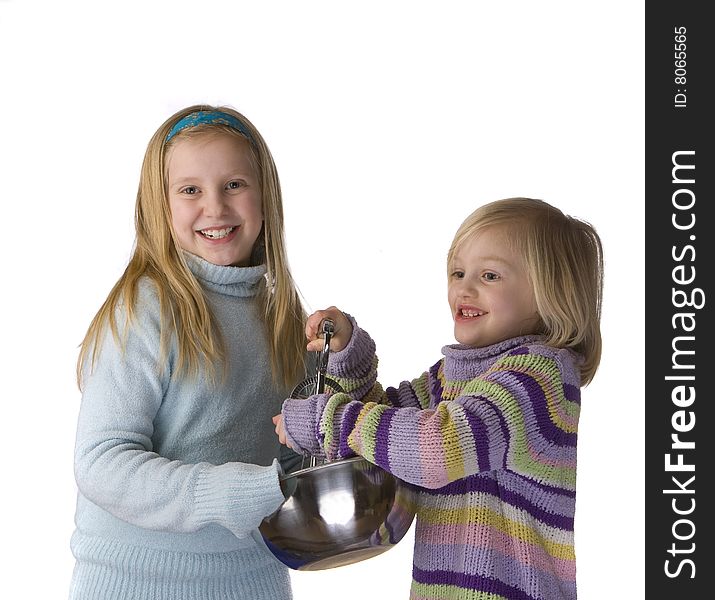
left=447, top=226, right=541, bottom=348
left=166, top=132, right=263, bottom=267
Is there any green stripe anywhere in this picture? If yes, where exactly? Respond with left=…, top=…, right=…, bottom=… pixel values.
left=460, top=356, right=577, bottom=487
left=411, top=581, right=509, bottom=600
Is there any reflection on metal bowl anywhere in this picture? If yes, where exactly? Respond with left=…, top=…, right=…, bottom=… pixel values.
left=259, top=456, right=416, bottom=571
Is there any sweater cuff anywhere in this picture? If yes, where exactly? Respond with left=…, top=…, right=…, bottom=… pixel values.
left=282, top=396, right=325, bottom=457
left=327, top=314, right=376, bottom=378
left=193, top=460, right=285, bottom=539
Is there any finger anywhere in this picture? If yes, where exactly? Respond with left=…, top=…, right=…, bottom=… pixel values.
left=305, top=310, right=330, bottom=340
left=324, top=307, right=351, bottom=340
left=305, top=317, right=319, bottom=341
left=311, top=309, right=342, bottom=344
left=306, top=338, right=325, bottom=352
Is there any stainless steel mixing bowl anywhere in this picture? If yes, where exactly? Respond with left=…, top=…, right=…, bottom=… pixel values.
left=259, top=456, right=416, bottom=571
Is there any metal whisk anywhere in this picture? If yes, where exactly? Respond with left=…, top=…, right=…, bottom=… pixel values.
left=289, top=319, right=344, bottom=469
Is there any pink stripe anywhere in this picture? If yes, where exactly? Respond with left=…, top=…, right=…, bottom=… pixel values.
left=527, top=442, right=576, bottom=469
left=417, top=409, right=448, bottom=486
left=418, top=522, right=576, bottom=580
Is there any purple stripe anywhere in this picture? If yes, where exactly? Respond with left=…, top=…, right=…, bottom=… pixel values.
left=420, top=473, right=574, bottom=529
left=413, top=545, right=576, bottom=599
left=463, top=404, right=495, bottom=472
left=510, top=347, right=529, bottom=355
left=428, top=359, right=443, bottom=407
left=498, top=484, right=574, bottom=530
left=564, top=383, right=581, bottom=404
left=484, top=398, right=512, bottom=451
left=385, top=386, right=400, bottom=407
left=413, top=566, right=538, bottom=600
left=527, top=475, right=577, bottom=498
left=426, top=470, right=574, bottom=498
left=397, top=380, right=422, bottom=408
left=338, top=401, right=363, bottom=458
left=374, top=407, right=395, bottom=469
left=463, top=397, right=513, bottom=473
left=499, top=370, right=578, bottom=447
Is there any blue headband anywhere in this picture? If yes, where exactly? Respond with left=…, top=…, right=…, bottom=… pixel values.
left=166, top=110, right=254, bottom=143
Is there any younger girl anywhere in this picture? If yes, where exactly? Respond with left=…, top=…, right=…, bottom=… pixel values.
left=70, top=105, right=306, bottom=600
left=276, top=197, right=603, bottom=600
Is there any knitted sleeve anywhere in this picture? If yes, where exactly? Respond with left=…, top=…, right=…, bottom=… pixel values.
left=323, top=315, right=430, bottom=409
left=284, top=344, right=579, bottom=490
left=281, top=318, right=431, bottom=454
left=74, top=282, right=285, bottom=539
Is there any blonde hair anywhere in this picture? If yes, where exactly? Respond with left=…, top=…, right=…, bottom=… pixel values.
left=77, top=105, right=306, bottom=389
left=447, top=197, right=603, bottom=385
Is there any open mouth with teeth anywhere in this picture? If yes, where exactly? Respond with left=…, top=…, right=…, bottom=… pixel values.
left=198, top=226, right=237, bottom=240
left=456, top=307, right=487, bottom=320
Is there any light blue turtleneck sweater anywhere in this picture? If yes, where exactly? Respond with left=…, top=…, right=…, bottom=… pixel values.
left=70, top=255, right=298, bottom=600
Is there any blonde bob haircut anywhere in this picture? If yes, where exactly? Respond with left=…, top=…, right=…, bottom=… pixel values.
left=447, top=197, right=603, bottom=385
left=77, top=104, right=306, bottom=389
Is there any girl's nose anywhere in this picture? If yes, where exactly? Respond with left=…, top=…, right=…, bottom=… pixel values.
left=203, top=189, right=227, bottom=216
left=459, top=281, right=480, bottom=301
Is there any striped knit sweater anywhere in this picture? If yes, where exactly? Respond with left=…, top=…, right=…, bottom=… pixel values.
left=282, top=318, right=582, bottom=600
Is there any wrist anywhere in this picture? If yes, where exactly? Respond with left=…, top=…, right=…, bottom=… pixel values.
left=282, top=396, right=324, bottom=456
left=327, top=314, right=375, bottom=377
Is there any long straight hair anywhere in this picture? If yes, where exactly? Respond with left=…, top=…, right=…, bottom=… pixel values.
left=77, top=105, right=306, bottom=389
left=448, top=197, right=603, bottom=385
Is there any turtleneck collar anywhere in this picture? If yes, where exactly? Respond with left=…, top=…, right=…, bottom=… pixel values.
left=183, top=252, right=267, bottom=297
left=441, top=335, right=545, bottom=380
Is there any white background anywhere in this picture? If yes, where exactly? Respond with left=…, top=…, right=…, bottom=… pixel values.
left=0, top=1, right=644, bottom=598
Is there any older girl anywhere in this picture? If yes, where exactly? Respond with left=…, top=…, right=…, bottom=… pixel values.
left=71, top=105, right=305, bottom=600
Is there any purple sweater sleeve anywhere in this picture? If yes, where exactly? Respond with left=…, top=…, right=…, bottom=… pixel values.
left=326, top=315, right=428, bottom=409
left=281, top=317, right=381, bottom=457
left=322, top=314, right=379, bottom=401
left=282, top=317, right=434, bottom=457
left=285, top=343, right=580, bottom=492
